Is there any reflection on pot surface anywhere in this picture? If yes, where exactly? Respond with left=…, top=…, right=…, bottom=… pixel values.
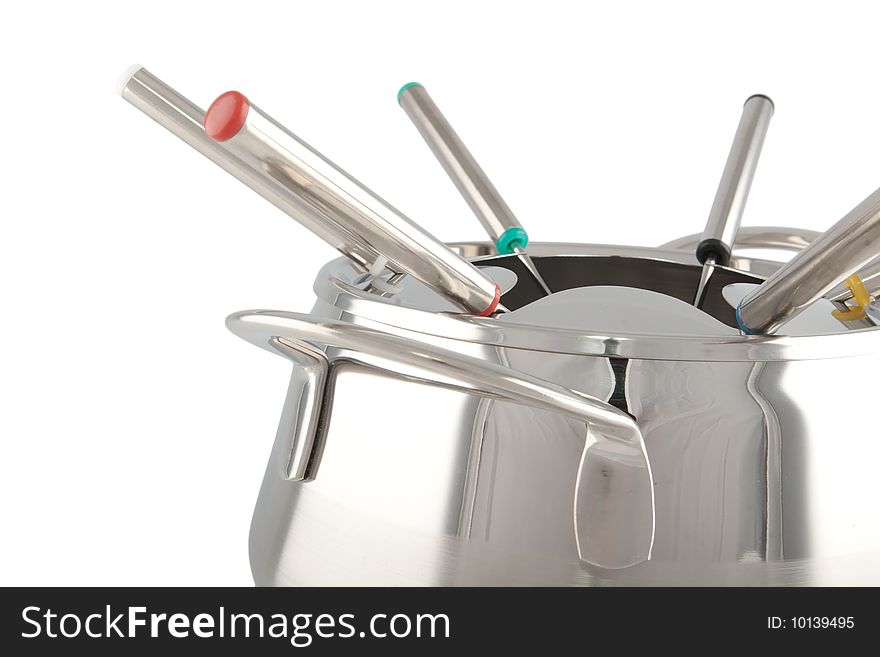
left=231, top=247, right=880, bottom=586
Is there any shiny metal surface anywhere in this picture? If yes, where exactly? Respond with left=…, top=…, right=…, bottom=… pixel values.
left=117, top=67, right=379, bottom=271
left=739, top=184, right=880, bottom=334
left=119, top=67, right=499, bottom=315
left=228, top=310, right=654, bottom=568
left=398, top=83, right=521, bottom=246
left=228, top=310, right=649, bottom=451
left=694, top=95, right=774, bottom=306
left=246, top=358, right=880, bottom=584
left=118, top=67, right=383, bottom=268
left=454, top=240, right=785, bottom=278
left=661, top=225, right=820, bottom=253
left=398, top=83, right=551, bottom=295
left=120, top=67, right=880, bottom=584
left=693, top=259, right=716, bottom=307
left=698, top=96, right=775, bottom=265
left=511, top=247, right=552, bottom=295
left=121, top=67, right=880, bottom=583
left=227, top=242, right=880, bottom=586
left=274, top=342, right=328, bottom=482
left=315, top=248, right=880, bottom=362
left=663, top=226, right=880, bottom=304
left=214, top=98, right=500, bottom=314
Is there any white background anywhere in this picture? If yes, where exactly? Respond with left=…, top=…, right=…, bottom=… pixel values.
left=2, top=0, right=879, bottom=585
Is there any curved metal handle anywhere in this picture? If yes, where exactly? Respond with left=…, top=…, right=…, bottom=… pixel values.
left=228, top=310, right=642, bottom=442
left=227, top=309, right=655, bottom=568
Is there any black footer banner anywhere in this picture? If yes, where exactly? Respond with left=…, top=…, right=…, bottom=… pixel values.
left=1, top=587, right=873, bottom=653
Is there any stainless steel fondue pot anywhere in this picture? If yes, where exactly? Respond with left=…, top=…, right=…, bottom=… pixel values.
left=119, top=67, right=880, bottom=585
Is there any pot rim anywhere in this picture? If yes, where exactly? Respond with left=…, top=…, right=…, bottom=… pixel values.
left=312, top=242, right=880, bottom=363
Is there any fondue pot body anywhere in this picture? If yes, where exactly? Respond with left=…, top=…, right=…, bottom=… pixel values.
left=236, top=243, right=880, bottom=585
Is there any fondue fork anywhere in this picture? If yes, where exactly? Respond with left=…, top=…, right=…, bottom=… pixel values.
left=398, top=82, right=552, bottom=296
left=694, top=95, right=774, bottom=307
left=118, top=66, right=502, bottom=316
left=738, top=183, right=880, bottom=334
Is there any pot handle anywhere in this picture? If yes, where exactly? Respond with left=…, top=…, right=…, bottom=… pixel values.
left=227, top=310, right=655, bottom=568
